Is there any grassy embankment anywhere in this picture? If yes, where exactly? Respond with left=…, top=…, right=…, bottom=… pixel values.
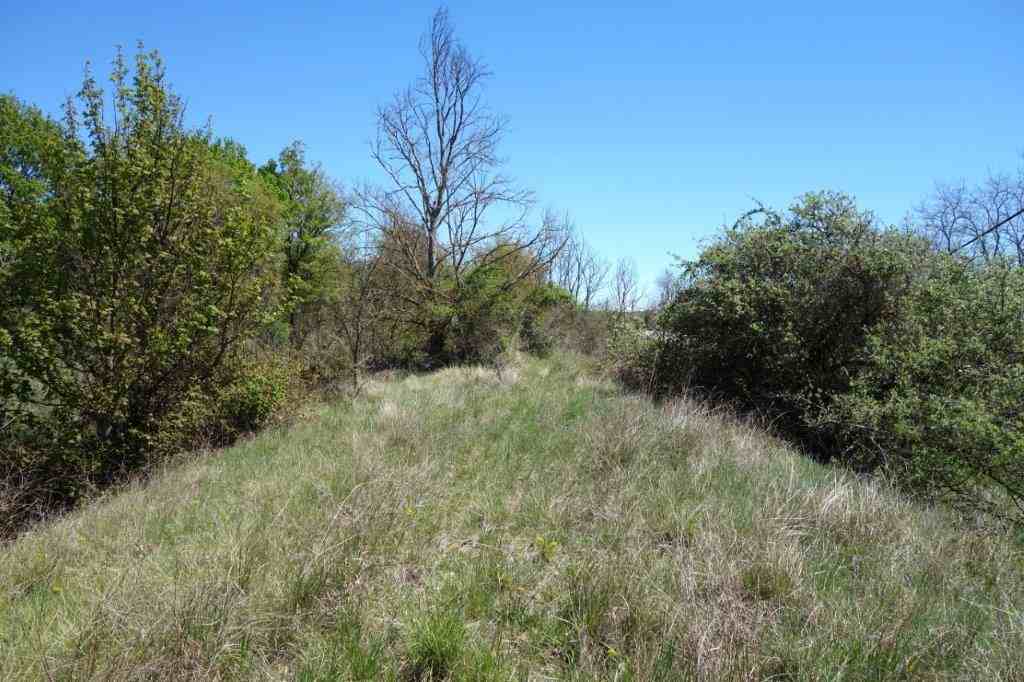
left=1, top=353, right=1021, bottom=680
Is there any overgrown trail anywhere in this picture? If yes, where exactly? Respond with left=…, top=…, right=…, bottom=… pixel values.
left=1, top=354, right=1022, bottom=680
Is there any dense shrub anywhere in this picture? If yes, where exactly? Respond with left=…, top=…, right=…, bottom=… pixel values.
left=0, top=50, right=282, bottom=491
left=604, top=316, right=659, bottom=389
left=366, top=234, right=574, bottom=367
left=635, top=191, right=1024, bottom=523
left=520, top=288, right=601, bottom=358
left=650, top=192, right=928, bottom=443
left=824, top=260, right=1024, bottom=521
left=448, top=262, right=527, bottom=364
left=450, top=267, right=571, bottom=364
left=161, top=353, right=300, bottom=450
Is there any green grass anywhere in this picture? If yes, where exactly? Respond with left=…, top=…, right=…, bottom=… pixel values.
left=1, top=352, right=1022, bottom=680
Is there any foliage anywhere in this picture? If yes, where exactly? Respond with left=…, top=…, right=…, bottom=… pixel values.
left=448, top=246, right=570, bottom=363
left=364, top=225, right=570, bottom=367
left=259, top=142, right=346, bottom=347
left=288, top=248, right=385, bottom=392
left=0, top=48, right=282, bottom=486
left=518, top=282, right=574, bottom=356
left=823, top=259, right=1024, bottom=521
left=638, top=191, right=1024, bottom=523
left=359, top=8, right=567, bottom=365
left=160, top=352, right=299, bottom=451
left=0, top=95, right=78, bottom=420
left=650, top=192, right=928, bottom=446
left=361, top=214, right=567, bottom=369
left=605, top=316, right=659, bottom=389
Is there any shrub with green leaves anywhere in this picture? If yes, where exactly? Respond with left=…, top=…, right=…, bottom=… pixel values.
left=643, top=191, right=1024, bottom=523
left=823, top=259, right=1024, bottom=522
left=447, top=261, right=524, bottom=364
left=0, top=48, right=282, bottom=486
left=652, top=192, right=928, bottom=445
left=369, top=235, right=572, bottom=367
left=448, top=254, right=573, bottom=364
left=605, top=316, right=659, bottom=389
left=519, top=282, right=574, bottom=357
left=158, top=353, right=299, bottom=452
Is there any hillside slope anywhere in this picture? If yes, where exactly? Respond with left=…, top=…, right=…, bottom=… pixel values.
left=1, top=354, right=1021, bottom=680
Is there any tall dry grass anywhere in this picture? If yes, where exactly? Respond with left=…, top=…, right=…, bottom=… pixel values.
left=0, top=353, right=1021, bottom=680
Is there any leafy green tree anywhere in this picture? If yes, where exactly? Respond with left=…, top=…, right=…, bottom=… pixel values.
left=0, top=48, right=282, bottom=479
left=259, top=141, right=345, bottom=347
left=1, top=95, right=79, bottom=427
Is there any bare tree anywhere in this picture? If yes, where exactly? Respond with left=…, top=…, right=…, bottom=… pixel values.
left=548, top=221, right=611, bottom=310
left=610, top=257, right=645, bottom=316
left=917, top=157, right=1024, bottom=265
left=356, top=8, right=565, bottom=355
left=579, top=250, right=610, bottom=311
left=548, top=218, right=583, bottom=297
left=653, top=266, right=682, bottom=310
left=333, top=243, right=384, bottom=393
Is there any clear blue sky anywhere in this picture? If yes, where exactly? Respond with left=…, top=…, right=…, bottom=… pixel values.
left=4, top=1, right=1022, bottom=293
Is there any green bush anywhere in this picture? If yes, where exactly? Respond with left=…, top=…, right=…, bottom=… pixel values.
left=823, top=260, right=1024, bottom=521
left=448, top=262, right=526, bottom=364
left=519, top=284, right=574, bottom=357
left=651, top=192, right=926, bottom=444
left=160, top=354, right=297, bottom=450
left=639, top=191, right=1024, bottom=524
left=216, top=359, right=292, bottom=436
left=605, top=317, right=659, bottom=390
left=407, top=251, right=573, bottom=366
left=0, top=50, right=282, bottom=488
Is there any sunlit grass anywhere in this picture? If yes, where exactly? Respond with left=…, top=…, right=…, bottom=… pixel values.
left=1, top=352, right=1021, bottom=680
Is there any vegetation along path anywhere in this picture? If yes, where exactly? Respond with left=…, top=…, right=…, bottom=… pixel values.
left=1, top=354, right=1022, bottom=680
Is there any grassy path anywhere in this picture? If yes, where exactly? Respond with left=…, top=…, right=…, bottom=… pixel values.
left=1, top=354, right=1022, bottom=680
